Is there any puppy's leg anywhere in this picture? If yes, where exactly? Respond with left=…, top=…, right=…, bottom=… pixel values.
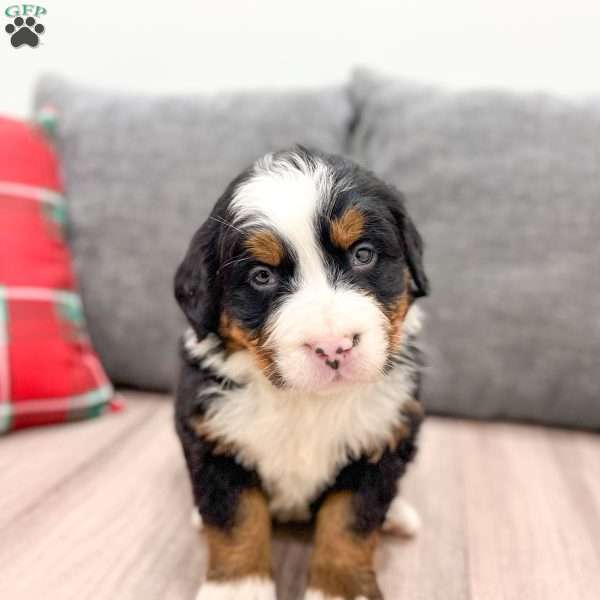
left=305, top=398, right=424, bottom=600
left=198, top=487, right=275, bottom=600
left=305, top=491, right=383, bottom=600
left=177, top=422, right=275, bottom=600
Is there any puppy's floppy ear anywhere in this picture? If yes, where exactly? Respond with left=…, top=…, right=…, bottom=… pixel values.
left=174, top=218, right=221, bottom=337
left=390, top=192, right=430, bottom=298
left=402, top=214, right=430, bottom=297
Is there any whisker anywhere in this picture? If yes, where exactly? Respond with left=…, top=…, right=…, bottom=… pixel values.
left=209, top=215, right=244, bottom=234
left=217, top=254, right=253, bottom=274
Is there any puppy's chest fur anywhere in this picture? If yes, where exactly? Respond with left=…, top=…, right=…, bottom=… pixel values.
left=188, top=333, right=421, bottom=522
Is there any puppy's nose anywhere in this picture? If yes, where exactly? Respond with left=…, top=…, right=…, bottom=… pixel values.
left=306, top=335, right=359, bottom=370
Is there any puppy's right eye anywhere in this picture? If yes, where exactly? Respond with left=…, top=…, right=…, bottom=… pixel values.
left=350, top=243, right=378, bottom=270
left=249, top=266, right=277, bottom=290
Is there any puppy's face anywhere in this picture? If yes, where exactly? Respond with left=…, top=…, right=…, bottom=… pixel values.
left=176, top=149, right=429, bottom=393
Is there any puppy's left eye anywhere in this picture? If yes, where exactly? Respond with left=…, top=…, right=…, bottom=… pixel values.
left=351, top=244, right=377, bottom=269
left=249, top=266, right=278, bottom=290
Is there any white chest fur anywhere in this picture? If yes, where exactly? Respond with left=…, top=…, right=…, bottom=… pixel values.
left=200, top=365, right=415, bottom=522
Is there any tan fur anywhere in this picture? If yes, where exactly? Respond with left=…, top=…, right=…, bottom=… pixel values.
left=330, top=208, right=365, bottom=250
left=386, top=271, right=412, bottom=352
left=308, top=492, right=382, bottom=600
left=218, top=312, right=273, bottom=373
left=245, top=230, right=284, bottom=266
left=203, top=489, right=272, bottom=582
left=403, top=397, right=425, bottom=422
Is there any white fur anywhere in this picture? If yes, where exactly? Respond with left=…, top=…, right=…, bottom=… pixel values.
left=196, top=577, right=275, bottom=600
left=383, top=495, right=422, bottom=537
left=191, top=507, right=203, bottom=530
left=229, top=152, right=391, bottom=391
left=304, top=591, right=368, bottom=600
left=268, top=282, right=389, bottom=392
left=191, top=306, right=421, bottom=522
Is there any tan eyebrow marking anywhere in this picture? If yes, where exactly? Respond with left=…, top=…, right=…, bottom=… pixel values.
left=244, top=230, right=284, bottom=266
left=330, top=207, right=365, bottom=250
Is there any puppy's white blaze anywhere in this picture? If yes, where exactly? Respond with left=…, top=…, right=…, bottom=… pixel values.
left=196, top=577, right=276, bottom=600
left=231, top=151, right=332, bottom=288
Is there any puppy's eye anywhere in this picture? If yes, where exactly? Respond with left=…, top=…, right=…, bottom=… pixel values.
left=249, top=266, right=277, bottom=290
left=351, top=244, right=377, bottom=269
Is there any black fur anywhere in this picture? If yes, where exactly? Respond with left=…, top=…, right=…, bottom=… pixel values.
left=336, top=403, right=423, bottom=534
left=175, top=350, right=259, bottom=529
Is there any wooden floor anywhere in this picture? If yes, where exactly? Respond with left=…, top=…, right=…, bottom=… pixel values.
left=0, top=392, right=599, bottom=600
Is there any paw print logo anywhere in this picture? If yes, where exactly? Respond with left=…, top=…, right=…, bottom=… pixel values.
left=5, top=16, right=45, bottom=48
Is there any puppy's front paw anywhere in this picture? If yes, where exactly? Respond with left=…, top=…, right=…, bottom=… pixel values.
left=304, top=591, right=372, bottom=600
left=305, top=565, right=383, bottom=600
left=383, top=496, right=421, bottom=538
left=196, top=576, right=276, bottom=600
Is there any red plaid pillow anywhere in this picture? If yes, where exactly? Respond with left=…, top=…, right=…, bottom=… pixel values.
left=0, top=116, right=115, bottom=433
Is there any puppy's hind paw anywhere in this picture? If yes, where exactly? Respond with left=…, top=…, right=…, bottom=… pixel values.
left=190, top=507, right=203, bottom=530
left=383, top=496, right=421, bottom=538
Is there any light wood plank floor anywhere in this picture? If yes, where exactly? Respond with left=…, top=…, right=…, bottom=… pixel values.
left=0, top=392, right=598, bottom=600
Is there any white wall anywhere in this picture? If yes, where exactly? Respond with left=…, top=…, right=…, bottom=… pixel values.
left=2, top=0, right=600, bottom=117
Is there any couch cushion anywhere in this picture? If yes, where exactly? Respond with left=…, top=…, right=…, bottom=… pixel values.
left=350, top=69, right=600, bottom=429
left=0, top=117, right=113, bottom=433
left=34, top=76, right=353, bottom=392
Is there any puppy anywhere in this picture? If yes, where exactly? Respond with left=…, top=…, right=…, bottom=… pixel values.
left=174, top=147, right=429, bottom=600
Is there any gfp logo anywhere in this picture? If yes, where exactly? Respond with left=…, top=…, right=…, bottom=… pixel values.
left=4, top=4, right=46, bottom=47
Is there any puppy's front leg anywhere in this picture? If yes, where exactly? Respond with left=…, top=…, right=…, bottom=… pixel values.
left=305, top=491, right=383, bottom=600
left=198, top=486, right=275, bottom=600
left=177, top=410, right=275, bottom=600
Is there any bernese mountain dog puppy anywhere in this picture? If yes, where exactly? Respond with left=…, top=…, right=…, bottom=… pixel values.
left=174, top=147, right=429, bottom=600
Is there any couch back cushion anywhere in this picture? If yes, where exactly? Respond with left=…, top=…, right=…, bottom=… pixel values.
left=350, top=69, right=600, bottom=429
left=34, top=76, right=353, bottom=392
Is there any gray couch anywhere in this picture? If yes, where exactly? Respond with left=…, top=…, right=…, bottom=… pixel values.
left=3, top=70, right=598, bottom=600
left=34, top=70, right=600, bottom=429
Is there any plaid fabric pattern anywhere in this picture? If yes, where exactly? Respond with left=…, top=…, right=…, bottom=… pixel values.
left=0, top=117, right=114, bottom=434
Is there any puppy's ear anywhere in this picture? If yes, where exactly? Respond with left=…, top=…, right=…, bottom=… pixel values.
left=174, top=218, right=221, bottom=337
left=390, top=192, right=430, bottom=298
left=402, top=214, right=430, bottom=297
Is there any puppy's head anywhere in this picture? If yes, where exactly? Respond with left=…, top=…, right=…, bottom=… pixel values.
left=175, top=148, right=429, bottom=392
